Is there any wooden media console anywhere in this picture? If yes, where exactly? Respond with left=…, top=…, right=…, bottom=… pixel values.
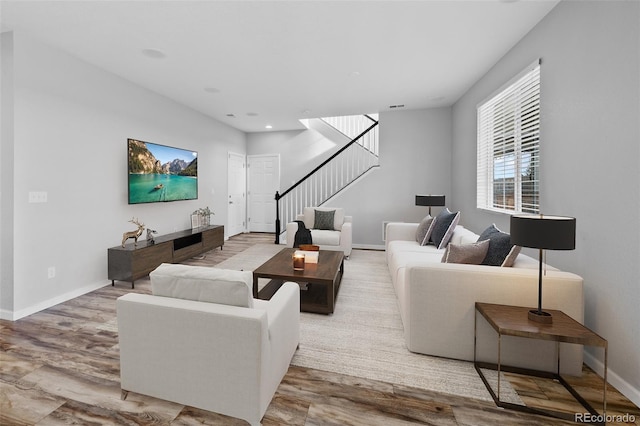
left=108, top=225, right=224, bottom=288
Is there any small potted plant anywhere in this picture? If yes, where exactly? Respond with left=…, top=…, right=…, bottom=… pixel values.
left=192, top=206, right=214, bottom=227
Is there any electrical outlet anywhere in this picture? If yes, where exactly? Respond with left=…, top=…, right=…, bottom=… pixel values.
left=48, top=267, right=56, bottom=279
left=29, top=191, right=48, bottom=203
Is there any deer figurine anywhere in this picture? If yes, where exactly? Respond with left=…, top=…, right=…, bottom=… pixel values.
left=121, top=217, right=145, bottom=247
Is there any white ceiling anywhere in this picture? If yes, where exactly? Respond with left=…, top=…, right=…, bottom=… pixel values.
left=1, top=0, right=559, bottom=133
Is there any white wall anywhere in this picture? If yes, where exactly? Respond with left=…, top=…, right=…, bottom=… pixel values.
left=451, top=1, right=640, bottom=405
left=1, top=32, right=246, bottom=319
left=246, top=125, right=344, bottom=191
left=0, top=32, right=15, bottom=314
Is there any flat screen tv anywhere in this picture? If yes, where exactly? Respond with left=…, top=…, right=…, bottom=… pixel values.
left=128, top=138, right=198, bottom=204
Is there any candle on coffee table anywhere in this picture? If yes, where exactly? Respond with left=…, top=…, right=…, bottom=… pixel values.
left=293, top=253, right=305, bottom=271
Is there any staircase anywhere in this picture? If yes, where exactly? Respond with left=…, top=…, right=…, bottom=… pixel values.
left=274, top=114, right=379, bottom=243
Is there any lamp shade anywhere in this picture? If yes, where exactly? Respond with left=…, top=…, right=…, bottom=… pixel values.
left=510, top=215, right=576, bottom=250
left=415, top=195, right=445, bottom=207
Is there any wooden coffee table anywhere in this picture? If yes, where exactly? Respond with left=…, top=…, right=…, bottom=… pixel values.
left=252, top=248, right=344, bottom=314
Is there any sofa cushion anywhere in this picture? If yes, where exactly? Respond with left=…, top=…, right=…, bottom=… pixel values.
left=415, top=215, right=435, bottom=245
left=441, top=239, right=490, bottom=264
left=314, top=209, right=335, bottom=230
left=304, top=207, right=344, bottom=231
left=150, top=263, right=254, bottom=308
left=430, top=208, right=461, bottom=249
left=387, top=240, right=432, bottom=263
left=511, top=253, right=559, bottom=271
left=477, top=224, right=521, bottom=267
left=389, top=250, right=444, bottom=285
left=387, top=239, right=441, bottom=265
left=310, top=229, right=341, bottom=246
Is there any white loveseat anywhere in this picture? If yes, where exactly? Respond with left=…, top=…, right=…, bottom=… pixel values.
left=285, top=207, right=352, bottom=257
left=385, top=222, right=585, bottom=375
left=117, top=264, right=300, bottom=426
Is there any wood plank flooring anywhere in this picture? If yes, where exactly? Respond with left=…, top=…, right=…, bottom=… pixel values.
left=1, top=233, right=638, bottom=425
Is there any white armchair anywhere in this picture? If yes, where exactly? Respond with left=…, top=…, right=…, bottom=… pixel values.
left=117, top=264, right=300, bottom=426
left=285, top=207, right=352, bottom=257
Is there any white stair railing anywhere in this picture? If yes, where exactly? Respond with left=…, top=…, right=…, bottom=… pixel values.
left=320, top=114, right=379, bottom=156
left=274, top=115, right=378, bottom=243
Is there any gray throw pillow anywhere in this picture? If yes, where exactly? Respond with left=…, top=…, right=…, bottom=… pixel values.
left=415, top=215, right=434, bottom=245
left=429, top=208, right=460, bottom=249
left=314, top=209, right=336, bottom=230
left=477, top=224, right=520, bottom=267
left=441, top=239, right=490, bottom=264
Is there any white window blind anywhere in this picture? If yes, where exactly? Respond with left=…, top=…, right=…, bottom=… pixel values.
left=477, top=60, right=540, bottom=214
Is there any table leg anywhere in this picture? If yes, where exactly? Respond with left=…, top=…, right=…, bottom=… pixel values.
left=474, top=310, right=477, bottom=363
left=252, top=275, right=258, bottom=298
left=497, top=334, right=501, bottom=401
left=604, top=345, right=608, bottom=416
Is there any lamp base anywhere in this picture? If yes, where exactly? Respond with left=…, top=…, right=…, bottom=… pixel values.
left=528, top=309, right=553, bottom=324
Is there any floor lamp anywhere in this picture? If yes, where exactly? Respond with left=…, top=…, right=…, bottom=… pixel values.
left=415, top=195, right=445, bottom=216
left=510, top=214, right=576, bottom=324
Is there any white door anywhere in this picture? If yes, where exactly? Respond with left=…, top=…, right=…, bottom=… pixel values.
left=227, top=152, right=246, bottom=237
left=248, top=154, right=280, bottom=233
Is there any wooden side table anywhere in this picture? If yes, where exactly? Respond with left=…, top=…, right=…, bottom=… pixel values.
left=474, top=302, right=608, bottom=424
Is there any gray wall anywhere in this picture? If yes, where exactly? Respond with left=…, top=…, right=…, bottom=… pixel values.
left=327, top=107, right=453, bottom=247
left=248, top=107, right=452, bottom=248
left=451, top=1, right=640, bottom=404
left=1, top=32, right=246, bottom=318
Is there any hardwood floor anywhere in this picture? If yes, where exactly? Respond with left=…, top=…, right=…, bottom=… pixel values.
left=1, top=233, right=638, bottom=425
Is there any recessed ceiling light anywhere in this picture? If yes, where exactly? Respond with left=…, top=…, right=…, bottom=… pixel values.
left=265, top=125, right=273, bottom=129
left=204, top=87, right=220, bottom=94
left=246, top=112, right=259, bottom=117
left=389, top=104, right=405, bottom=109
left=141, top=48, right=166, bottom=59
left=349, top=71, right=361, bottom=77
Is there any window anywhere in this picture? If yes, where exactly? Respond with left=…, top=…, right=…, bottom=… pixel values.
left=477, top=60, right=540, bottom=214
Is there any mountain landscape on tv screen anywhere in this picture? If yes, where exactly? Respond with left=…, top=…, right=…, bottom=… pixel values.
left=128, top=139, right=197, bottom=203
left=128, top=139, right=197, bottom=176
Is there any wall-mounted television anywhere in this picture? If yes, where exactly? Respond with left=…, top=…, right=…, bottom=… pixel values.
left=128, top=138, right=198, bottom=204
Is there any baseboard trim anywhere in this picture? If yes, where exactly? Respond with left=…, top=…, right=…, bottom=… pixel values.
left=3, top=281, right=110, bottom=321
left=584, top=350, right=640, bottom=408
left=353, top=243, right=385, bottom=251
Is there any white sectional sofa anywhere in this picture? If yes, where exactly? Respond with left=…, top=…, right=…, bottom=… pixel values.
left=385, top=221, right=585, bottom=375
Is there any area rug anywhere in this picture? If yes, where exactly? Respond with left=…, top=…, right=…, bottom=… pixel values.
left=215, top=244, right=522, bottom=403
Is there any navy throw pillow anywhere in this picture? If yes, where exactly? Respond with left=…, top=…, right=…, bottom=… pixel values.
left=429, top=208, right=460, bottom=249
left=477, top=224, right=519, bottom=266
